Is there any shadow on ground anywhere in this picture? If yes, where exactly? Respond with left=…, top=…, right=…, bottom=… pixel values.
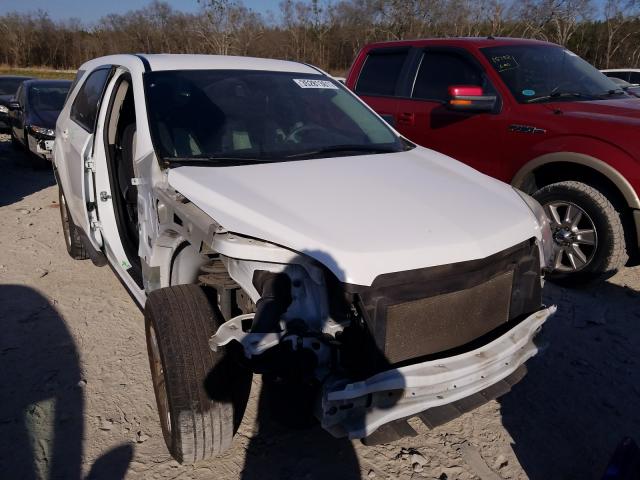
left=238, top=382, right=361, bottom=480
left=0, top=285, right=133, bottom=479
left=0, top=132, right=55, bottom=207
left=500, top=279, right=640, bottom=479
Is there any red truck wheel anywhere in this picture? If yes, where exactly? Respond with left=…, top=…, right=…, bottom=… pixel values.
left=534, top=181, right=627, bottom=285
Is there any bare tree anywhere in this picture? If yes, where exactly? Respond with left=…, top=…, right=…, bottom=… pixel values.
left=1, top=0, right=640, bottom=73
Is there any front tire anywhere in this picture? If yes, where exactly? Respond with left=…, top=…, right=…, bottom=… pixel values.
left=58, top=188, right=89, bottom=260
left=533, top=181, right=627, bottom=285
left=145, top=284, right=252, bottom=464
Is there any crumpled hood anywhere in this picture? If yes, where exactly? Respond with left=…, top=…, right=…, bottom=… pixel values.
left=168, top=147, right=540, bottom=285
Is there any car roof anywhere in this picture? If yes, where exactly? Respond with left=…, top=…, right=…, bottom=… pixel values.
left=79, top=54, right=321, bottom=76
left=0, top=75, right=35, bottom=81
left=24, top=79, right=72, bottom=87
left=362, top=37, right=558, bottom=50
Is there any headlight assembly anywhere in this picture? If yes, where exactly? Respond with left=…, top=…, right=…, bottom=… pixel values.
left=29, top=125, right=55, bottom=137
left=513, top=188, right=555, bottom=270
left=0, top=105, right=8, bottom=114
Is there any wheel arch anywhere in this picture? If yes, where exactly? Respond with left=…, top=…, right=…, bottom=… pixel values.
left=511, top=152, right=640, bottom=210
left=146, top=230, right=209, bottom=291
left=169, top=239, right=208, bottom=286
left=512, top=152, right=640, bottom=257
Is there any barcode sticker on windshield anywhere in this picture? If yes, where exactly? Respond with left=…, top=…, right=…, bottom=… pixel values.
left=293, top=79, right=338, bottom=89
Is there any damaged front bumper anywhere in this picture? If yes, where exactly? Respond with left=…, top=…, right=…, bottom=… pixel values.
left=27, top=133, right=54, bottom=160
left=321, top=305, right=556, bottom=439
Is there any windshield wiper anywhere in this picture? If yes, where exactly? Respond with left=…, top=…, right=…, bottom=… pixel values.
left=597, top=89, right=626, bottom=97
left=526, top=91, right=595, bottom=104
left=285, top=144, right=399, bottom=159
left=163, top=156, right=272, bottom=167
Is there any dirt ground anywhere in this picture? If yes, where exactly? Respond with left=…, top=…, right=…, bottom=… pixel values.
left=0, top=132, right=639, bottom=480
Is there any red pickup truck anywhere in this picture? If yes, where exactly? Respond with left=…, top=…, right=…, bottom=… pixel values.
left=346, top=37, right=640, bottom=284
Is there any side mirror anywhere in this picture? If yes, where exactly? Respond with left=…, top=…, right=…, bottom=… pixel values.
left=8, top=100, right=21, bottom=111
left=447, top=85, right=496, bottom=112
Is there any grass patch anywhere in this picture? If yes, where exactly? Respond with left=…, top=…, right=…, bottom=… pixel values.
left=0, top=66, right=77, bottom=80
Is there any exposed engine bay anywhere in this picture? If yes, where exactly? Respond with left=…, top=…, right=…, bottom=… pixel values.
left=200, top=232, right=554, bottom=442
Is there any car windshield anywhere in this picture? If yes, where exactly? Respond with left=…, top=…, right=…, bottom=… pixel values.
left=29, top=85, right=70, bottom=111
left=481, top=45, right=626, bottom=104
left=0, top=78, right=25, bottom=96
left=144, top=70, right=406, bottom=164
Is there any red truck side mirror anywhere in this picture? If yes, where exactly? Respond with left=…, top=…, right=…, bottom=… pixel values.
left=447, top=85, right=497, bottom=112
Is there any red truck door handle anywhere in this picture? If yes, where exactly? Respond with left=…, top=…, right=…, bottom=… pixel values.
left=397, top=112, right=415, bottom=126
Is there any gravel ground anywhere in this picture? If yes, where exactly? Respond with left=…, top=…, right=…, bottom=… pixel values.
left=1, top=132, right=639, bottom=480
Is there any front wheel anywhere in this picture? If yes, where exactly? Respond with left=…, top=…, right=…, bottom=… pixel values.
left=145, top=284, right=252, bottom=464
left=533, top=181, right=628, bottom=285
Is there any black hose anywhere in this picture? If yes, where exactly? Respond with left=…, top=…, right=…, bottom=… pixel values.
left=250, top=271, right=292, bottom=333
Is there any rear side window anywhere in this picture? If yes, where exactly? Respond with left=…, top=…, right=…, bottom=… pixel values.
left=629, top=72, right=640, bottom=84
left=355, top=49, right=408, bottom=96
left=412, top=51, right=487, bottom=102
left=71, top=67, right=111, bottom=132
left=604, top=71, right=631, bottom=82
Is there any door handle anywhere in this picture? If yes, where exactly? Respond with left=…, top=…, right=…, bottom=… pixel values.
left=397, top=112, right=415, bottom=126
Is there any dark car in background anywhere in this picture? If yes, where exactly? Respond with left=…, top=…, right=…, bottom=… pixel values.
left=0, top=76, right=33, bottom=130
left=9, top=79, right=71, bottom=161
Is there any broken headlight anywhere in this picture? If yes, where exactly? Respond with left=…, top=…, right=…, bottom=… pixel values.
left=513, top=188, right=555, bottom=269
left=29, top=125, right=55, bottom=137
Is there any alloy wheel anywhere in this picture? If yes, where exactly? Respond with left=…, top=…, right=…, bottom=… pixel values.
left=544, top=201, right=597, bottom=272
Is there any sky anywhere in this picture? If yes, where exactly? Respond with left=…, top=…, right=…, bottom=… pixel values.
left=0, top=0, right=283, bottom=23
left=0, top=0, right=609, bottom=23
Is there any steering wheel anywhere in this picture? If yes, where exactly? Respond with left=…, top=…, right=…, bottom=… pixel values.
left=285, top=124, right=328, bottom=144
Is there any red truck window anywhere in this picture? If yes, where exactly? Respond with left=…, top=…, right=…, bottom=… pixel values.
left=412, top=52, right=485, bottom=102
left=355, top=49, right=409, bottom=96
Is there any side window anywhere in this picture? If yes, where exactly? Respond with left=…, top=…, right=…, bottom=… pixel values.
left=70, top=67, right=111, bottom=132
left=412, top=52, right=491, bottom=102
left=355, top=49, right=409, bottom=96
left=64, top=69, right=85, bottom=106
left=604, top=71, right=630, bottom=82
left=629, top=72, right=640, bottom=85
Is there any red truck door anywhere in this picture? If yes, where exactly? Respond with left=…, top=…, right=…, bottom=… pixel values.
left=392, top=48, right=506, bottom=179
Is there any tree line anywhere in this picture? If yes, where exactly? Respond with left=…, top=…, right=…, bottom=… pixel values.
left=1, top=0, right=639, bottom=74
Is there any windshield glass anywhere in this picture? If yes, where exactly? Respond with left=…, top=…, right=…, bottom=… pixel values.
left=144, top=70, right=405, bottom=164
left=481, top=45, right=625, bottom=104
left=29, top=85, right=70, bottom=111
left=0, top=78, right=25, bottom=96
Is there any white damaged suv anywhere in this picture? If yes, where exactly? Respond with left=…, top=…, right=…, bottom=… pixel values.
left=54, top=54, right=556, bottom=463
